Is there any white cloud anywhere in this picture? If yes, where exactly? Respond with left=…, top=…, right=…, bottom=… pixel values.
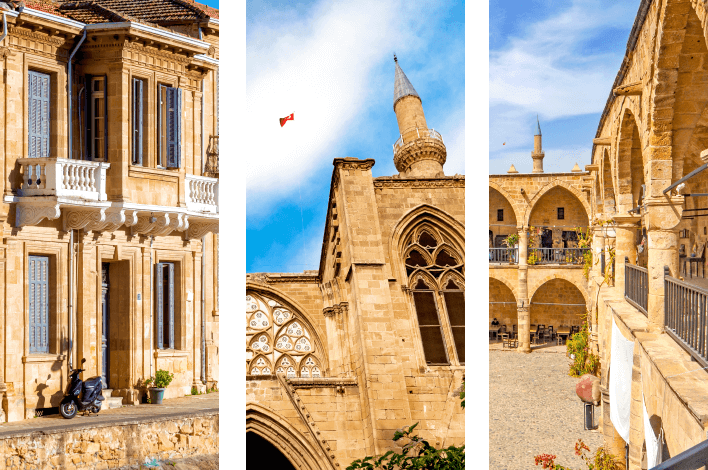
left=246, top=0, right=456, bottom=216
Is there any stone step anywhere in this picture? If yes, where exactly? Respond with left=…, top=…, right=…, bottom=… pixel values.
left=102, top=389, right=113, bottom=398
left=104, top=396, right=123, bottom=410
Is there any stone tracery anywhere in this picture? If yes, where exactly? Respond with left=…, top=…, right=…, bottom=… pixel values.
left=246, top=292, right=323, bottom=377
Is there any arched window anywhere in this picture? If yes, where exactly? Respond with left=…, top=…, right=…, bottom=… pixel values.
left=246, top=291, right=323, bottom=377
left=404, top=225, right=464, bottom=365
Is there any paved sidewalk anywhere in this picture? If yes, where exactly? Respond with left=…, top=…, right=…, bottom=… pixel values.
left=0, top=392, right=219, bottom=438
left=490, top=350, right=603, bottom=470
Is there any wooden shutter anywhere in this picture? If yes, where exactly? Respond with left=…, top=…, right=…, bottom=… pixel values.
left=102, top=74, right=108, bottom=162
left=167, top=262, right=175, bottom=349
left=156, top=263, right=164, bottom=349
left=28, top=71, right=50, bottom=159
left=166, top=87, right=181, bottom=168
left=443, top=291, right=465, bottom=363
left=132, top=78, right=143, bottom=165
left=29, top=256, right=49, bottom=354
left=412, top=291, right=448, bottom=364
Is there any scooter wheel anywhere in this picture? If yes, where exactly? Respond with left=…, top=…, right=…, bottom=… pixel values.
left=60, top=401, right=77, bottom=419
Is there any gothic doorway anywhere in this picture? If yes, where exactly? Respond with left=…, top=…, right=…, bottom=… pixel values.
left=101, top=262, right=110, bottom=388
left=247, top=432, right=296, bottom=469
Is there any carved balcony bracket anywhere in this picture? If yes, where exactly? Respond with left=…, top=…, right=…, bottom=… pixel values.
left=63, top=208, right=107, bottom=232
left=187, top=221, right=219, bottom=239
left=16, top=202, right=60, bottom=228
left=132, top=213, right=170, bottom=237
left=154, top=213, right=189, bottom=236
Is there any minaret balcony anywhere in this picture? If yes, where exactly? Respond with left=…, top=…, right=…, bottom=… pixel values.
left=393, top=127, right=444, bottom=153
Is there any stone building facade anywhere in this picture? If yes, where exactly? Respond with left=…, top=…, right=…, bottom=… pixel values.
left=0, top=0, right=219, bottom=423
left=246, top=58, right=464, bottom=469
left=582, top=0, right=708, bottom=467
left=489, top=122, right=594, bottom=352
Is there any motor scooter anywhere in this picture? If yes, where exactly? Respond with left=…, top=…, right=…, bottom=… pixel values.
left=60, top=358, right=105, bottom=419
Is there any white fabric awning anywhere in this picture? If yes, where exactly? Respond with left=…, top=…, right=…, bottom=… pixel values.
left=643, top=392, right=661, bottom=468
left=609, top=316, right=635, bottom=443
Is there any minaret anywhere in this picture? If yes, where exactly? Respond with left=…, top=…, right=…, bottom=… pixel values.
left=532, top=116, right=544, bottom=173
left=392, top=55, right=446, bottom=177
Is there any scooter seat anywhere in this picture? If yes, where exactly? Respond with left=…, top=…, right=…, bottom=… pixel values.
left=97, top=395, right=105, bottom=401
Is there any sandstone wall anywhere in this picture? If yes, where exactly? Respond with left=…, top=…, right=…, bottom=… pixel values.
left=0, top=412, right=218, bottom=470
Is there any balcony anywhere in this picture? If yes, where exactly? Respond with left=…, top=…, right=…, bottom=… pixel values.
left=18, top=158, right=109, bottom=201
left=490, top=247, right=517, bottom=264
left=528, top=248, right=588, bottom=265
left=393, top=127, right=444, bottom=153
left=186, top=174, right=218, bottom=213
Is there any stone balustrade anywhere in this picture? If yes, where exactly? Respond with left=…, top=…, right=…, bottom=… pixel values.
left=186, top=174, right=219, bottom=213
left=18, top=158, right=110, bottom=201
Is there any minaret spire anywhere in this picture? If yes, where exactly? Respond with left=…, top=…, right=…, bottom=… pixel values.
left=532, top=115, right=544, bottom=173
left=392, top=56, right=446, bottom=178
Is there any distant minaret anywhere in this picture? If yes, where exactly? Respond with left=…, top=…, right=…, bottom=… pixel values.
left=532, top=116, right=544, bottom=173
left=392, top=55, right=447, bottom=177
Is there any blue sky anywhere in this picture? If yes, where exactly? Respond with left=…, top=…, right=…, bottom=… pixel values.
left=489, top=0, right=639, bottom=175
left=246, top=0, right=464, bottom=273
left=201, top=0, right=218, bottom=8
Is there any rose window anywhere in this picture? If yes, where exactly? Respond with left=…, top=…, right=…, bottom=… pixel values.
left=246, top=291, right=324, bottom=377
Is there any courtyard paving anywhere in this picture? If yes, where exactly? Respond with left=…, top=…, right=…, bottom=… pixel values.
left=490, top=346, right=603, bottom=470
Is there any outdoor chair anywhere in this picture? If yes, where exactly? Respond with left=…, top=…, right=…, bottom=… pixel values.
left=545, top=325, right=554, bottom=342
left=512, top=324, right=518, bottom=339
left=534, top=327, right=545, bottom=345
left=687, top=244, right=706, bottom=279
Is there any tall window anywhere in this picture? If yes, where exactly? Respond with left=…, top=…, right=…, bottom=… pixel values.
left=158, top=84, right=182, bottom=168
left=246, top=292, right=323, bottom=378
left=132, top=78, right=146, bottom=165
left=86, top=76, right=107, bottom=161
left=404, top=225, right=464, bottom=365
left=29, top=256, right=49, bottom=354
left=557, top=207, right=565, bottom=220
left=156, top=262, right=175, bottom=349
left=28, top=71, right=50, bottom=159
left=497, top=209, right=503, bottom=222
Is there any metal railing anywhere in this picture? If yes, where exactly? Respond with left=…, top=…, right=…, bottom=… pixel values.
left=393, top=127, right=443, bottom=152
left=664, top=266, right=708, bottom=368
left=489, top=247, right=517, bottom=264
left=650, top=438, right=708, bottom=470
left=625, top=257, right=648, bottom=316
left=529, top=248, right=588, bottom=265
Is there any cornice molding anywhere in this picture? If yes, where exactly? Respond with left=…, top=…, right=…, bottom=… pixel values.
left=333, top=158, right=375, bottom=171
left=9, top=28, right=67, bottom=47
left=246, top=273, right=320, bottom=284
left=373, top=177, right=465, bottom=189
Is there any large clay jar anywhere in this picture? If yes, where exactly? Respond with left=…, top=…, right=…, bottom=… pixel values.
left=576, top=373, right=600, bottom=404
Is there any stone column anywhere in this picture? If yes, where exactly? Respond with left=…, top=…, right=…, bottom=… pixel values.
left=601, top=386, right=628, bottom=469
left=322, top=306, right=340, bottom=376
left=593, top=229, right=606, bottom=281
left=517, top=228, right=530, bottom=353
left=644, top=196, right=683, bottom=334
left=612, top=216, right=640, bottom=294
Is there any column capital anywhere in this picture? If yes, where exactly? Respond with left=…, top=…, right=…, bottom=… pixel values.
left=323, top=307, right=336, bottom=318
left=644, top=196, right=684, bottom=231
left=611, top=214, right=641, bottom=227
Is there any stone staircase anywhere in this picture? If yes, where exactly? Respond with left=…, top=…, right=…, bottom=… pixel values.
left=101, top=389, right=124, bottom=410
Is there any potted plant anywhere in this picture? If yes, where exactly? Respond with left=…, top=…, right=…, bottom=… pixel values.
left=144, top=370, right=174, bottom=405
left=503, top=233, right=519, bottom=263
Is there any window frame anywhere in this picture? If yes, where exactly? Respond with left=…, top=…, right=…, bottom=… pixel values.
left=27, top=70, right=52, bottom=159
left=155, top=262, right=175, bottom=350
left=497, top=209, right=504, bottom=222
left=411, top=281, right=450, bottom=366
left=24, top=246, right=63, bottom=358
left=131, top=77, right=146, bottom=166
left=86, top=75, right=108, bottom=162
left=557, top=207, right=565, bottom=220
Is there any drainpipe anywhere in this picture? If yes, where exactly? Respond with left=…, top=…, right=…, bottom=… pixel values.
left=199, top=26, right=205, bottom=174
left=66, top=29, right=86, bottom=376
left=68, top=230, right=73, bottom=371
left=201, top=236, right=206, bottom=385
left=68, top=28, right=86, bottom=160
left=149, top=236, right=154, bottom=381
left=0, top=13, right=8, bottom=45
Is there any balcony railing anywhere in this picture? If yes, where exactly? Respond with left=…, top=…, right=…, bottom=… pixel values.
left=186, top=174, right=218, bottom=213
left=665, top=267, right=708, bottom=368
left=17, top=158, right=110, bottom=201
left=529, top=247, right=588, bottom=265
left=490, top=247, right=517, bottom=264
left=650, top=438, right=708, bottom=470
left=625, top=258, right=648, bottom=316
left=204, top=134, right=219, bottom=178
left=393, top=127, right=443, bottom=153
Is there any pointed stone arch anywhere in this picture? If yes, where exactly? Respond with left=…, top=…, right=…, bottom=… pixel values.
left=616, top=108, right=645, bottom=213
left=489, top=181, right=522, bottom=226
left=528, top=274, right=589, bottom=307
left=246, top=284, right=330, bottom=375
left=489, top=273, right=518, bottom=301
left=524, top=180, right=591, bottom=227
left=246, top=403, right=331, bottom=470
left=651, top=0, right=708, bottom=183
left=389, top=204, right=464, bottom=283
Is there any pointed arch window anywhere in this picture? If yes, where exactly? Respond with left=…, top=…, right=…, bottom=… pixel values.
left=404, top=225, right=464, bottom=365
left=246, top=291, right=324, bottom=378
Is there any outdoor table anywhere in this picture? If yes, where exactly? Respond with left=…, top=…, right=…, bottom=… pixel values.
left=489, top=326, right=501, bottom=339
left=557, top=327, right=571, bottom=344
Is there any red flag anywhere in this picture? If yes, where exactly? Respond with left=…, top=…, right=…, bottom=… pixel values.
left=279, top=113, right=294, bottom=127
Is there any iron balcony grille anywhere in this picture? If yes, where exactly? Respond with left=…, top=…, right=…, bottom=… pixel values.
left=528, top=247, right=588, bottom=265
left=625, top=258, right=648, bottom=317
left=489, top=247, right=517, bottom=264
left=664, top=267, right=708, bottom=368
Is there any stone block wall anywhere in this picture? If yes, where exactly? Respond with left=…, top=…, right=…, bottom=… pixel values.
left=0, top=412, right=218, bottom=470
left=529, top=278, right=587, bottom=327
left=489, top=277, right=517, bottom=326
